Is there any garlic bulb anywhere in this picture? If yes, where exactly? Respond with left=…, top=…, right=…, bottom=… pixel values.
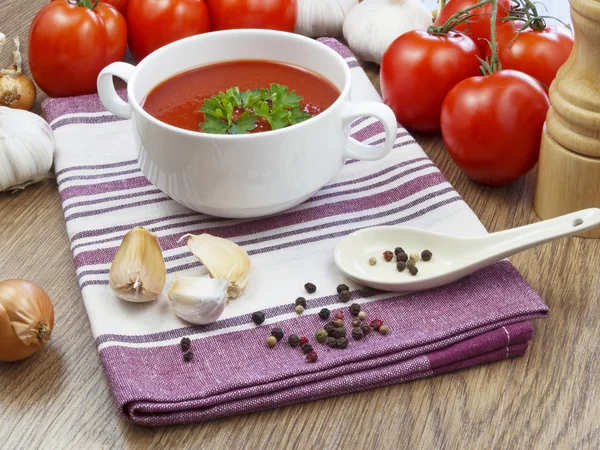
left=343, top=0, right=433, bottom=64
left=168, top=275, right=228, bottom=325
left=109, top=226, right=166, bottom=302
left=0, top=106, right=54, bottom=192
left=182, top=234, right=251, bottom=299
left=295, top=0, right=359, bottom=38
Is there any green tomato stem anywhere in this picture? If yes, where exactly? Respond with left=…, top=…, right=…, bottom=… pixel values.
left=489, top=0, right=501, bottom=73
left=76, top=0, right=99, bottom=10
left=427, top=0, right=493, bottom=35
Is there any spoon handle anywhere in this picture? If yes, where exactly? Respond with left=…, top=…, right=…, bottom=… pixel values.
left=474, top=208, right=600, bottom=261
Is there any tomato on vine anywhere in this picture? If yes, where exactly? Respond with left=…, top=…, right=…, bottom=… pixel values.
left=434, top=0, right=512, bottom=54
left=441, top=70, right=550, bottom=185
left=381, top=30, right=480, bottom=132
left=439, top=0, right=551, bottom=186
left=493, top=20, right=574, bottom=88
left=29, top=0, right=127, bottom=97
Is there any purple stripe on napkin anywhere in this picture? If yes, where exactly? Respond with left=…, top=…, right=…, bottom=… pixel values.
left=60, top=176, right=152, bottom=201
left=63, top=188, right=164, bottom=212
left=43, top=89, right=127, bottom=124
left=51, top=114, right=126, bottom=131
left=42, top=38, right=549, bottom=427
left=55, top=159, right=138, bottom=178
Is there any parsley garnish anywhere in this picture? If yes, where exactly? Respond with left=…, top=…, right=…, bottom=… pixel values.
left=199, top=84, right=313, bottom=134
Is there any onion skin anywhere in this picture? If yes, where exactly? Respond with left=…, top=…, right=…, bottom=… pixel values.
left=0, top=73, right=36, bottom=111
left=0, top=280, right=54, bottom=362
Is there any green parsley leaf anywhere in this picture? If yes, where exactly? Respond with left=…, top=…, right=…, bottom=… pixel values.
left=200, top=97, right=228, bottom=120
left=269, top=83, right=303, bottom=110
left=268, top=83, right=287, bottom=110
left=241, top=88, right=268, bottom=109
left=224, top=87, right=243, bottom=107
left=200, top=114, right=229, bottom=134
left=289, top=106, right=313, bottom=125
left=229, top=111, right=257, bottom=134
left=253, top=101, right=271, bottom=119
left=267, top=108, right=292, bottom=130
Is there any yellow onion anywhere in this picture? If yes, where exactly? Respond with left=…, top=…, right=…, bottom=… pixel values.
left=0, top=279, right=54, bottom=362
left=0, top=34, right=36, bottom=111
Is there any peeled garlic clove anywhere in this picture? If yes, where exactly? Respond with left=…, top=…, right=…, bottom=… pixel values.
left=109, top=226, right=166, bottom=302
left=343, top=0, right=433, bottom=64
left=182, top=234, right=251, bottom=299
left=168, top=275, right=228, bottom=325
left=295, top=0, right=359, bottom=38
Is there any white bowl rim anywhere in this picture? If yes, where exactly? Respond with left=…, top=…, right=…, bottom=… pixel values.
left=127, top=29, right=352, bottom=141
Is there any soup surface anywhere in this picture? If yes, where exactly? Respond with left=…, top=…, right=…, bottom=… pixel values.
left=142, top=60, right=340, bottom=133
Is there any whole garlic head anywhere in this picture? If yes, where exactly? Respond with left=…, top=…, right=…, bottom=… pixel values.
left=168, top=275, right=228, bottom=325
left=343, top=0, right=433, bottom=64
left=295, top=0, right=359, bottom=38
left=0, top=107, right=54, bottom=192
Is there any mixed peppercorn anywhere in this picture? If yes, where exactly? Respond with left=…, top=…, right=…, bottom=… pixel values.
left=262, top=287, right=391, bottom=363
left=251, top=311, right=265, bottom=325
left=365, top=247, right=433, bottom=276
left=251, top=281, right=392, bottom=364
left=180, top=337, right=193, bottom=362
left=319, top=308, right=330, bottom=320
left=304, top=282, right=317, bottom=294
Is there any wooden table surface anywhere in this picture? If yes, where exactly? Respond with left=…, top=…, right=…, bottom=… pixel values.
left=2, top=2, right=598, bottom=449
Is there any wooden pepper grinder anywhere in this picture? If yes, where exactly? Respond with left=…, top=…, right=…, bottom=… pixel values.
left=534, top=0, right=600, bottom=238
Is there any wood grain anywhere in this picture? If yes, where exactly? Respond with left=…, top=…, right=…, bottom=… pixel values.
left=1, top=2, right=599, bottom=449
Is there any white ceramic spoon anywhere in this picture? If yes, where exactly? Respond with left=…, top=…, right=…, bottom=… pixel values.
left=334, top=208, right=600, bottom=293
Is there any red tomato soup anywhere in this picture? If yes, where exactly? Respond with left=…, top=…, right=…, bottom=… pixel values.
left=142, top=60, right=340, bottom=133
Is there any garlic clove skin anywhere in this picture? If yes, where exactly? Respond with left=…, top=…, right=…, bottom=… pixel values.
left=343, top=0, right=433, bottom=64
left=182, top=234, right=251, bottom=299
left=295, top=0, right=359, bottom=38
left=109, top=226, right=166, bottom=303
left=0, top=107, right=54, bottom=192
left=168, top=275, right=228, bottom=325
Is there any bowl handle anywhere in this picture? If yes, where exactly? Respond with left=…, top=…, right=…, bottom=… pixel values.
left=341, top=102, right=397, bottom=161
left=97, top=62, right=136, bottom=119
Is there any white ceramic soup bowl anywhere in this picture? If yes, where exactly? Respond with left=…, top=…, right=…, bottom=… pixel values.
left=98, top=29, right=397, bottom=218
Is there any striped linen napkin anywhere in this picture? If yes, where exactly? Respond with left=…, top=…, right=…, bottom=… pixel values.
left=42, top=38, right=549, bottom=426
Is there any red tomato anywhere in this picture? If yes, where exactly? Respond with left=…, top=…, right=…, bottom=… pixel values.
left=493, top=21, right=574, bottom=88
left=381, top=30, right=481, bottom=132
left=205, top=0, right=297, bottom=31
left=127, top=0, right=210, bottom=63
left=440, top=70, right=550, bottom=186
left=101, top=0, right=129, bottom=14
left=434, top=0, right=512, bottom=54
left=29, top=0, right=127, bottom=97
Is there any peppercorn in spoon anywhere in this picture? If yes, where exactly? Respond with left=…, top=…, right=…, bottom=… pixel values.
left=334, top=208, right=600, bottom=293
